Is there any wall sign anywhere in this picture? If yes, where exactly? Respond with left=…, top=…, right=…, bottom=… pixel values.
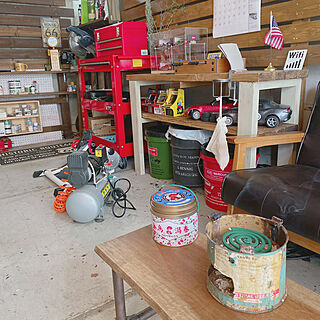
left=284, top=50, right=307, bottom=70
left=40, top=17, right=61, bottom=48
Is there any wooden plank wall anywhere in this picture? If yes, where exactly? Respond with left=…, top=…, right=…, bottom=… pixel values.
left=0, top=0, right=74, bottom=70
left=120, top=0, right=320, bottom=69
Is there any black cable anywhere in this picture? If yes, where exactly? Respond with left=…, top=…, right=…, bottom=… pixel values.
left=108, top=177, right=136, bottom=218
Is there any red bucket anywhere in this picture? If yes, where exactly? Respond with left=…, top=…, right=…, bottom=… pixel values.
left=200, top=152, right=233, bottom=212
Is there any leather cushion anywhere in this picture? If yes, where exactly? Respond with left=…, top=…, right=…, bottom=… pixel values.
left=222, top=164, right=320, bottom=243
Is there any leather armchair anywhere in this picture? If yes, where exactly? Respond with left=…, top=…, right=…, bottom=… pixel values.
left=222, top=82, right=320, bottom=248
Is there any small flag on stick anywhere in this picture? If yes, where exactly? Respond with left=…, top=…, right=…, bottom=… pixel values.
left=264, top=15, right=284, bottom=50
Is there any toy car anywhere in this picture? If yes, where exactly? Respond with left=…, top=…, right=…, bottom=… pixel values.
left=185, top=97, right=238, bottom=120
left=222, top=99, right=292, bottom=128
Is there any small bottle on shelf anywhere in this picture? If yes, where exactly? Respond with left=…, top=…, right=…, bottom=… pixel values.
left=33, top=122, right=40, bottom=131
left=32, top=81, right=39, bottom=93
left=31, top=106, right=38, bottom=115
left=78, top=4, right=82, bottom=24
left=88, top=0, right=95, bottom=21
left=26, top=118, right=33, bottom=132
left=15, top=107, right=23, bottom=117
left=4, top=120, right=12, bottom=135
left=67, top=83, right=73, bottom=92
left=95, top=0, right=99, bottom=19
left=16, top=124, right=22, bottom=133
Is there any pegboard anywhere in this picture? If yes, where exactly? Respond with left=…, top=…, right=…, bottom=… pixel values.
left=10, top=131, right=63, bottom=147
left=0, top=72, right=55, bottom=94
left=40, top=104, right=61, bottom=127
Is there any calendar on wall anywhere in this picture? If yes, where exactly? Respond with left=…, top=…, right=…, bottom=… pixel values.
left=213, top=0, right=261, bottom=38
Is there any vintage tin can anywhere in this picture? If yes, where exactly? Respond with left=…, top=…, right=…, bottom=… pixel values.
left=151, top=188, right=198, bottom=247
left=206, top=214, right=288, bottom=313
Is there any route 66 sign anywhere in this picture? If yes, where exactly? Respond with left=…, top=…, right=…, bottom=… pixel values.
left=40, top=17, right=61, bottom=48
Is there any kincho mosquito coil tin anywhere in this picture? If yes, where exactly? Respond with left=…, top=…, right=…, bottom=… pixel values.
left=206, top=214, right=288, bottom=313
left=151, top=187, right=198, bottom=247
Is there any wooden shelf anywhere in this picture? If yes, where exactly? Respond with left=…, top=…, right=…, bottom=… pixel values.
left=0, top=70, right=77, bottom=75
left=141, top=112, right=298, bottom=136
left=2, top=129, right=43, bottom=138
left=78, top=18, right=107, bottom=29
left=0, top=91, right=76, bottom=100
left=127, top=70, right=309, bottom=83
left=0, top=115, right=40, bottom=121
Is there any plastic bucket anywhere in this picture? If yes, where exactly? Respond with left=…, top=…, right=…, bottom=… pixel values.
left=170, top=134, right=203, bottom=187
left=145, top=125, right=172, bottom=179
left=200, top=144, right=235, bottom=212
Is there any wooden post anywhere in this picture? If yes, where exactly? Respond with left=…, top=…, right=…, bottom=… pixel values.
left=129, top=80, right=145, bottom=175
left=238, top=82, right=259, bottom=168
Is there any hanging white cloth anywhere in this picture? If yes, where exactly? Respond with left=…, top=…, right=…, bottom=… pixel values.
left=206, top=117, right=229, bottom=170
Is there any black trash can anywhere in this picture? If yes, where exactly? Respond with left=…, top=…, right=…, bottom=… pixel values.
left=170, top=126, right=204, bottom=187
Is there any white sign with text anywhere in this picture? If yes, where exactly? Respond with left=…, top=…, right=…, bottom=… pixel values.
left=284, top=50, right=307, bottom=70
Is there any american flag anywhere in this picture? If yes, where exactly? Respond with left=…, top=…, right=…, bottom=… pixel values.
left=264, top=16, right=284, bottom=50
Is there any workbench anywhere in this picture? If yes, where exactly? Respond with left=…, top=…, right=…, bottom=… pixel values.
left=95, top=225, right=320, bottom=320
left=127, top=70, right=308, bottom=175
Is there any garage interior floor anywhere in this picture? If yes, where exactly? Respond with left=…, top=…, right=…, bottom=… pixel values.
left=1, top=152, right=320, bottom=320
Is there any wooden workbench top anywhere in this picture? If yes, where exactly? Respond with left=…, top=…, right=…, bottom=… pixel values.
left=95, top=226, right=320, bottom=320
left=126, top=69, right=308, bottom=83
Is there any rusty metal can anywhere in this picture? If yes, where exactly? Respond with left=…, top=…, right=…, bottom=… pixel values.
left=206, top=214, right=288, bottom=313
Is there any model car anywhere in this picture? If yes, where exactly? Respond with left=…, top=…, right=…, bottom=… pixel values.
left=222, top=99, right=292, bottom=128
left=185, top=97, right=238, bottom=120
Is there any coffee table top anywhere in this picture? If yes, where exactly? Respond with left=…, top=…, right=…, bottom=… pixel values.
left=95, top=225, right=320, bottom=320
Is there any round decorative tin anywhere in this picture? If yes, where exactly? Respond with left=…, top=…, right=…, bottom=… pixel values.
left=151, top=188, right=198, bottom=247
left=206, top=214, right=288, bottom=313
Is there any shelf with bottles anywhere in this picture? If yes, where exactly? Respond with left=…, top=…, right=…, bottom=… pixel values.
left=79, top=0, right=105, bottom=25
left=0, top=100, right=42, bottom=137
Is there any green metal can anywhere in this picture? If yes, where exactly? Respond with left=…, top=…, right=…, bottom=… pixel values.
left=145, top=125, right=172, bottom=180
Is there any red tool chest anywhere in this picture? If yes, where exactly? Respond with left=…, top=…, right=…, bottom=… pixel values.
left=95, top=22, right=148, bottom=58
left=78, top=55, right=151, bottom=158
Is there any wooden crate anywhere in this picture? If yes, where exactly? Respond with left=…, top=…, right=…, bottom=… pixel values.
left=174, top=58, right=230, bottom=74
left=0, top=100, right=42, bottom=137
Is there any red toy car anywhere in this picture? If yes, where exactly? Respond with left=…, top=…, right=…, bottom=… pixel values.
left=185, top=97, right=238, bottom=120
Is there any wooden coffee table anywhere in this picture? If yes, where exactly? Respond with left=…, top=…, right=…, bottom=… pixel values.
left=95, top=225, right=320, bottom=320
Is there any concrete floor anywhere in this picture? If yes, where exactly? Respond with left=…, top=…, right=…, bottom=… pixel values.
left=0, top=155, right=319, bottom=320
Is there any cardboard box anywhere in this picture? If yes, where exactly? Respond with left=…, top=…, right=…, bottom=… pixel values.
left=88, top=117, right=115, bottom=136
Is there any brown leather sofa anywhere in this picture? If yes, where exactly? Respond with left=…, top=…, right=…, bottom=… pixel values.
left=222, top=83, right=320, bottom=246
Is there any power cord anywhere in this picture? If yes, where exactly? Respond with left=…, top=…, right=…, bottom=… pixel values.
left=108, top=177, right=136, bottom=218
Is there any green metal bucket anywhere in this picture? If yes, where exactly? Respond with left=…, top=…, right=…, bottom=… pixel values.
left=145, top=126, right=173, bottom=180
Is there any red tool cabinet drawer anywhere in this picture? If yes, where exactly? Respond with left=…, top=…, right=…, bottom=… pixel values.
left=95, top=22, right=148, bottom=57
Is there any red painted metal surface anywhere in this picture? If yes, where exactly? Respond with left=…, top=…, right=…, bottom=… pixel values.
left=0, top=138, right=12, bottom=153
left=78, top=55, right=151, bottom=158
left=95, top=22, right=148, bottom=58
